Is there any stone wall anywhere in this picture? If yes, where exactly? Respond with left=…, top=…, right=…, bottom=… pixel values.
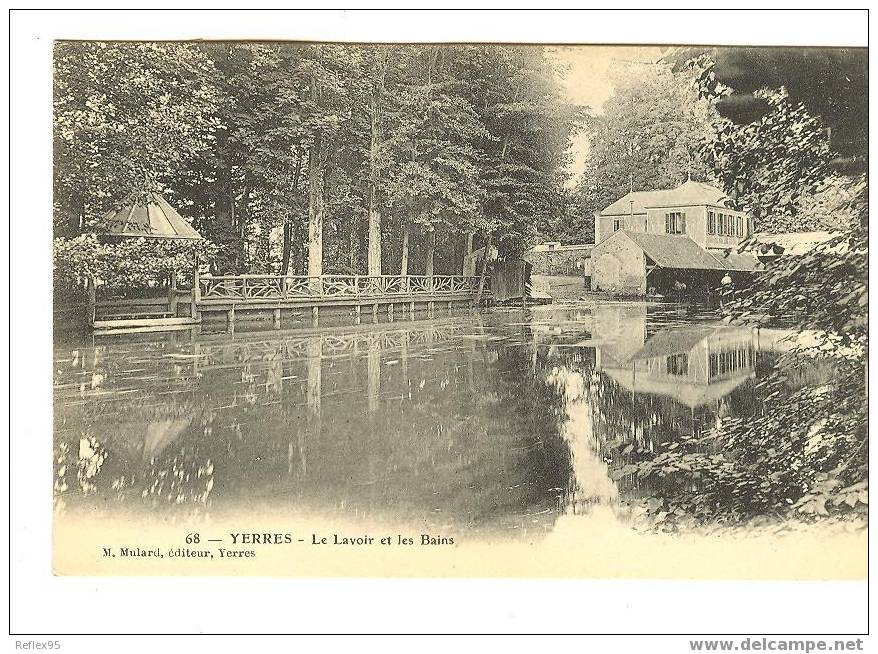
left=523, top=246, right=592, bottom=276
left=590, top=232, right=646, bottom=295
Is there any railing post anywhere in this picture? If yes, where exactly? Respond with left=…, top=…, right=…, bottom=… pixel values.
left=168, top=270, right=179, bottom=317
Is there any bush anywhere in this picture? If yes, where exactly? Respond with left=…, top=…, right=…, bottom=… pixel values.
left=53, top=234, right=217, bottom=290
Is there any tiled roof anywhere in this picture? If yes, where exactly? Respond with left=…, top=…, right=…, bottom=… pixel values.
left=599, top=180, right=732, bottom=216
left=621, top=232, right=724, bottom=270
left=714, top=250, right=761, bottom=272
left=611, top=231, right=760, bottom=272
left=599, top=190, right=670, bottom=216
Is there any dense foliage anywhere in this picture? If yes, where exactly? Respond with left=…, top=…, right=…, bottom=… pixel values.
left=53, top=235, right=217, bottom=289
left=54, top=42, right=220, bottom=237
left=592, top=53, right=869, bottom=528
left=53, top=43, right=579, bottom=286
left=703, top=88, right=835, bottom=233
left=604, top=353, right=866, bottom=528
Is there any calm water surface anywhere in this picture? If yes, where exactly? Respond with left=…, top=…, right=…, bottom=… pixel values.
left=53, top=301, right=804, bottom=538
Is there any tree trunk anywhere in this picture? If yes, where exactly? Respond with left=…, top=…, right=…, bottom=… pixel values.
left=367, top=53, right=387, bottom=277
left=307, top=132, right=324, bottom=280
left=367, top=205, right=382, bottom=275
left=292, top=222, right=305, bottom=275
left=349, top=212, right=362, bottom=272
left=400, top=223, right=410, bottom=276
left=281, top=223, right=293, bottom=275
left=425, top=229, right=435, bottom=278
left=464, top=231, right=475, bottom=274
left=281, top=144, right=306, bottom=275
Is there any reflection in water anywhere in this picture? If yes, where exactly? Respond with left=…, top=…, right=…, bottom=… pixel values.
left=53, top=304, right=816, bottom=537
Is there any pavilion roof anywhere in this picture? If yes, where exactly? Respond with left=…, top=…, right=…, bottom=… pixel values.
left=94, top=192, right=202, bottom=240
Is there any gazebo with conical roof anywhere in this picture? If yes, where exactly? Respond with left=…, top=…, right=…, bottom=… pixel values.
left=94, top=191, right=203, bottom=240
left=87, top=192, right=203, bottom=331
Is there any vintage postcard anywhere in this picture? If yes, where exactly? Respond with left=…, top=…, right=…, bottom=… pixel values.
left=50, top=37, right=867, bottom=581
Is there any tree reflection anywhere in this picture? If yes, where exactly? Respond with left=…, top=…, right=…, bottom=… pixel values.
left=53, top=306, right=837, bottom=534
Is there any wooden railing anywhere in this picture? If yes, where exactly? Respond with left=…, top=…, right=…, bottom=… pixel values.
left=198, top=274, right=486, bottom=303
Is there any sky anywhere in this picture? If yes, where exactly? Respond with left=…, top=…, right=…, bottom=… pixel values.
left=548, top=46, right=663, bottom=185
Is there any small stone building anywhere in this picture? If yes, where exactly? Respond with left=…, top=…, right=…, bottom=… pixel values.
left=590, top=180, right=760, bottom=296
left=590, top=230, right=759, bottom=296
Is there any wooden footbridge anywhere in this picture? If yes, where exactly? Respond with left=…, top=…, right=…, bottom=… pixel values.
left=89, top=273, right=490, bottom=333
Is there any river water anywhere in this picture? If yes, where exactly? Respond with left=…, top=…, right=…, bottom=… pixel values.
left=53, top=301, right=815, bottom=539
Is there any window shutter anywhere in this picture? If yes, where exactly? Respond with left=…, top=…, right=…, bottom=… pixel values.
left=681, top=213, right=687, bottom=234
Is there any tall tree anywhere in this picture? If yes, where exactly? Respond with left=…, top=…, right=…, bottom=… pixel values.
left=297, top=45, right=356, bottom=279
left=53, top=41, right=219, bottom=236
left=366, top=48, right=389, bottom=277
left=382, top=46, right=487, bottom=275
left=462, top=46, right=579, bottom=257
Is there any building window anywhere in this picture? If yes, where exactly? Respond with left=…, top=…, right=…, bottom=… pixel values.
left=666, top=353, right=689, bottom=376
left=716, top=212, right=732, bottom=237
left=613, top=218, right=622, bottom=232
left=709, top=347, right=753, bottom=379
left=665, top=211, right=686, bottom=234
left=710, top=211, right=747, bottom=237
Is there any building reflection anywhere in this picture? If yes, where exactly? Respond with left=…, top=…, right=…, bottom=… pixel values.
left=597, top=325, right=757, bottom=409
left=539, top=305, right=790, bottom=519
